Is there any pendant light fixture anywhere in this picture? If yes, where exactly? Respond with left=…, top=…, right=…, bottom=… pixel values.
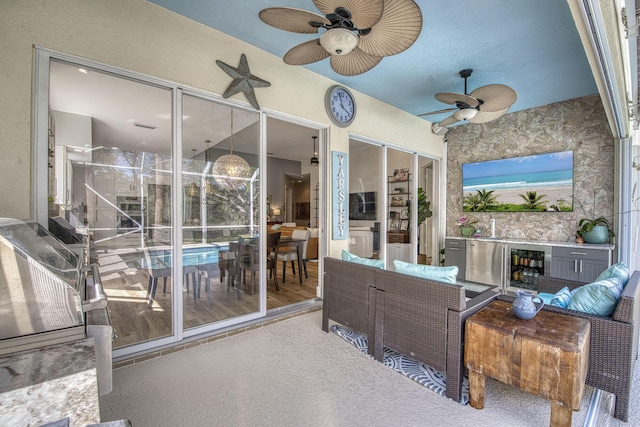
left=188, top=148, right=200, bottom=197
left=212, top=108, right=251, bottom=185
left=310, top=136, right=319, bottom=166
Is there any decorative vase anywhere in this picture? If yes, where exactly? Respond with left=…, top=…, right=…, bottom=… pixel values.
left=461, top=227, right=475, bottom=238
left=512, top=290, right=544, bottom=320
left=582, top=225, right=609, bottom=244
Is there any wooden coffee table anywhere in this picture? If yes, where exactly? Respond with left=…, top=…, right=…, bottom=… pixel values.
left=464, top=300, right=590, bottom=427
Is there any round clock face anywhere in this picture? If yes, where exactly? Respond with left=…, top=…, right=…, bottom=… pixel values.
left=325, top=85, right=356, bottom=127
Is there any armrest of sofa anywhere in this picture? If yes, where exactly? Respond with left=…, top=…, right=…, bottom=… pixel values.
left=613, top=271, right=640, bottom=324
left=465, top=289, right=500, bottom=310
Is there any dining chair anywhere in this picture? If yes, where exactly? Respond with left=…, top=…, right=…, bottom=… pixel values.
left=218, top=241, right=240, bottom=298
left=144, top=248, right=171, bottom=307
left=235, top=239, right=254, bottom=295
left=278, top=229, right=309, bottom=283
left=266, top=231, right=281, bottom=291
left=236, top=234, right=281, bottom=295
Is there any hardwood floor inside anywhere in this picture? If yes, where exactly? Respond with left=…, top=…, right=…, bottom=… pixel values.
left=98, top=249, right=319, bottom=349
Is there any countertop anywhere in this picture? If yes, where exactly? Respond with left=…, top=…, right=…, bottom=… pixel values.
left=446, top=236, right=615, bottom=251
left=0, top=339, right=100, bottom=427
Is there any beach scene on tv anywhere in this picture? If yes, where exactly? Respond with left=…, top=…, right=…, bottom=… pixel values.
left=462, top=150, right=574, bottom=212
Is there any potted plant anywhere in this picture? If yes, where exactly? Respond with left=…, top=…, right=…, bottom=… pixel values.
left=577, top=217, right=611, bottom=244
left=576, top=191, right=613, bottom=244
left=416, top=188, right=432, bottom=226
left=457, top=216, right=478, bottom=238
left=407, top=188, right=433, bottom=264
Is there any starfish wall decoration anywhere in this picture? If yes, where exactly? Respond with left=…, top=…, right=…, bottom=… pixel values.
left=216, top=54, right=271, bottom=110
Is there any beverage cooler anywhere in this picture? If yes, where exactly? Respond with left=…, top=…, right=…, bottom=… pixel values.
left=504, top=243, right=551, bottom=293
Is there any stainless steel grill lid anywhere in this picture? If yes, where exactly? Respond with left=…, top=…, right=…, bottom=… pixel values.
left=0, top=219, right=84, bottom=347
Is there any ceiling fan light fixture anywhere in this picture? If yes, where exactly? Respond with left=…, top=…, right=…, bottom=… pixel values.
left=320, top=28, right=358, bottom=55
left=453, top=108, right=478, bottom=121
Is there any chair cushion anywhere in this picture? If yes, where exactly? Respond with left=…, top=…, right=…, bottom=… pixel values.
left=549, top=286, right=572, bottom=308
left=595, top=261, right=630, bottom=288
left=567, top=277, right=624, bottom=316
left=341, top=250, right=385, bottom=269
left=393, top=260, right=458, bottom=284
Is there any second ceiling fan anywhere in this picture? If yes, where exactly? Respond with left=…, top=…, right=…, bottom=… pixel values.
left=419, top=69, right=517, bottom=129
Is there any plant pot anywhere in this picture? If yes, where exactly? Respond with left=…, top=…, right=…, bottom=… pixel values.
left=461, top=227, right=475, bottom=238
left=582, top=225, right=609, bottom=244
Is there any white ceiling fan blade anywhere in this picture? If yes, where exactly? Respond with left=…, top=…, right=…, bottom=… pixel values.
left=439, top=114, right=459, bottom=127
left=468, top=107, right=509, bottom=123
left=435, top=92, right=479, bottom=107
left=417, top=107, right=457, bottom=117
left=469, top=84, right=517, bottom=112
left=329, top=47, right=382, bottom=76
left=283, top=39, right=331, bottom=65
left=259, top=8, right=330, bottom=33
left=357, top=0, right=422, bottom=57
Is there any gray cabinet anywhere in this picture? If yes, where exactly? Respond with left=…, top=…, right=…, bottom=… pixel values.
left=550, top=247, right=612, bottom=283
left=444, top=238, right=466, bottom=281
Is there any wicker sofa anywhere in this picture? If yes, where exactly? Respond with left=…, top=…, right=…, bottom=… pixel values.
left=497, top=271, right=640, bottom=422
left=322, top=257, right=498, bottom=402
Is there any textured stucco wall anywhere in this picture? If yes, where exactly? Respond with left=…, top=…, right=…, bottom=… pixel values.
left=446, top=94, right=614, bottom=242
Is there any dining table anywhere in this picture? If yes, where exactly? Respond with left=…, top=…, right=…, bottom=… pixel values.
left=143, top=245, right=221, bottom=306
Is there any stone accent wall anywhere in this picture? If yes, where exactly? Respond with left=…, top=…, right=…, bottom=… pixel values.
left=446, top=94, right=614, bottom=241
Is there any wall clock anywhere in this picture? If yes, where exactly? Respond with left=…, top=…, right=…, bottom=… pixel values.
left=325, top=85, right=356, bottom=127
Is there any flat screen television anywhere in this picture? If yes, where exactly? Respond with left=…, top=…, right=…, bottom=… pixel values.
left=462, top=150, right=574, bottom=212
left=349, top=191, right=377, bottom=220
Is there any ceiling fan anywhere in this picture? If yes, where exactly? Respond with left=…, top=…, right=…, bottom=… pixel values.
left=419, top=69, right=517, bottom=129
left=259, top=0, right=422, bottom=76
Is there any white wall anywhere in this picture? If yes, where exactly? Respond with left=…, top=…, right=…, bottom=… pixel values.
left=0, top=0, right=443, bottom=257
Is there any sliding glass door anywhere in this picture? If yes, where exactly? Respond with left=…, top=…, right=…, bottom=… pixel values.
left=41, top=53, right=266, bottom=355
left=348, top=138, right=439, bottom=267
left=181, top=94, right=261, bottom=330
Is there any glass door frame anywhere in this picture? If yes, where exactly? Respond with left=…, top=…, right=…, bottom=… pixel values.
left=349, top=133, right=442, bottom=267
left=33, top=47, right=303, bottom=357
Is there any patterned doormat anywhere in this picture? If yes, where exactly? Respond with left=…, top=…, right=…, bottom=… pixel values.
left=331, top=324, right=469, bottom=405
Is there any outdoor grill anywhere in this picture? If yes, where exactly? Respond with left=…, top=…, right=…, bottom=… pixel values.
left=0, top=217, right=113, bottom=395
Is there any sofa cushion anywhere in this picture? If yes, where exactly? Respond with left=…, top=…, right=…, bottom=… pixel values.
left=595, top=261, right=630, bottom=288
left=341, top=250, right=385, bottom=269
left=393, top=260, right=458, bottom=284
left=550, top=286, right=572, bottom=308
left=537, top=293, right=555, bottom=305
left=567, top=277, right=623, bottom=316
